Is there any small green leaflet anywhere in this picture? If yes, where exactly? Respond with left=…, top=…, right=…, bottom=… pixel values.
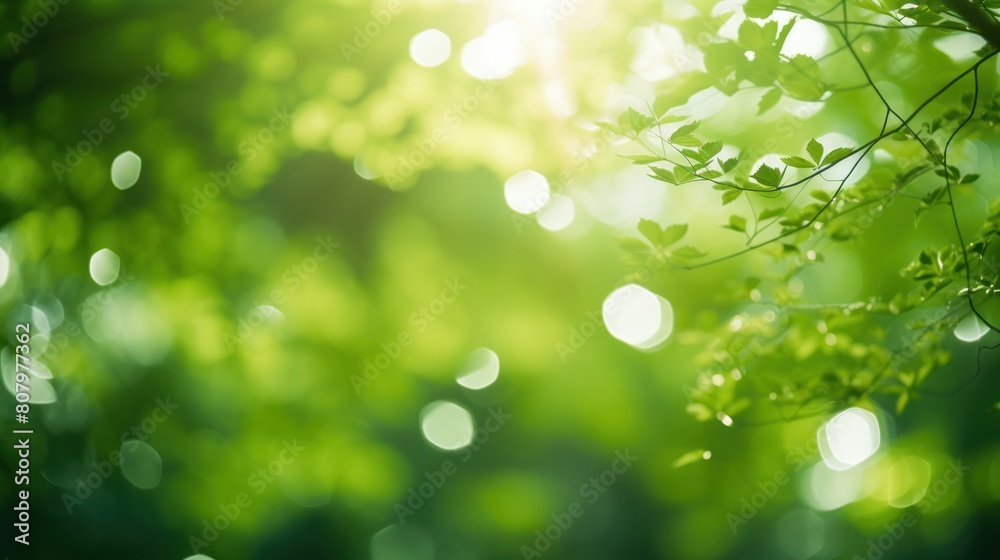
left=721, top=156, right=741, bottom=173
left=627, top=107, right=656, bottom=133
left=807, top=138, right=824, bottom=164
left=781, top=156, right=814, bottom=169
left=743, top=0, right=778, bottom=18
left=671, top=121, right=701, bottom=141
left=700, top=141, right=723, bottom=160
left=821, top=147, right=854, bottom=167
left=671, top=246, right=707, bottom=259
left=621, top=154, right=664, bottom=165
left=649, top=166, right=677, bottom=185
left=638, top=220, right=688, bottom=248
left=638, top=219, right=662, bottom=245
left=617, top=239, right=649, bottom=258
left=724, top=215, right=747, bottom=233
left=685, top=402, right=713, bottom=421
left=779, top=55, right=824, bottom=101
left=722, top=188, right=742, bottom=204
left=758, top=207, right=784, bottom=221
left=751, top=164, right=781, bottom=187
left=758, top=88, right=782, bottom=114
left=738, top=20, right=778, bottom=53
left=662, top=223, right=688, bottom=246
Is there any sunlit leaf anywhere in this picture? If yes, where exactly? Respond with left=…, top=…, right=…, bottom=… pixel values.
left=662, top=224, right=689, bottom=247
left=781, top=156, right=815, bottom=169
left=758, top=87, right=782, bottom=114
left=743, top=0, right=779, bottom=18
left=821, top=147, right=854, bottom=167
left=751, top=164, right=781, bottom=187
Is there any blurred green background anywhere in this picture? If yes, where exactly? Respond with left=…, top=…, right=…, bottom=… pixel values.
left=3, top=0, right=1000, bottom=558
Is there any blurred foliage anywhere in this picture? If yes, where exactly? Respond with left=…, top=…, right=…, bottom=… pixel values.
left=1, top=0, right=1000, bottom=559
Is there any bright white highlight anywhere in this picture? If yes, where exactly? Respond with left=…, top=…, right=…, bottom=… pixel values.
left=887, top=455, right=932, bottom=508
left=602, top=284, right=674, bottom=349
left=630, top=25, right=703, bottom=82
left=461, top=21, right=529, bottom=80
left=89, top=249, right=120, bottom=286
left=536, top=194, right=575, bottom=231
left=954, top=314, right=990, bottom=342
left=111, top=151, right=142, bottom=190
left=410, top=29, right=451, bottom=68
left=120, top=440, right=163, bottom=489
left=801, top=462, right=863, bottom=511
left=456, top=347, right=500, bottom=390
left=818, top=407, right=880, bottom=471
left=0, top=246, right=9, bottom=288
left=420, top=401, right=475, bottom=451
left=504, top=170, right=550, bottom=214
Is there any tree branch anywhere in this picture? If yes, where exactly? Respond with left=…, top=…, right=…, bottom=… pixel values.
left=942, top=0, right=1000, bottom=47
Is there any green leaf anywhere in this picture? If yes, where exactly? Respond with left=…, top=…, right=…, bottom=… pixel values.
left=685, top=402, right=714, bottom=421
left=616, top=111, right=632, bottom=134
left=781, top=156, right=815, bottom=169
left=738, top=20, right=777, bottom=52
left=897, top=164, right=932, bottom=187
left=751, top=164, right=781, bottom=187
left=670, top=121, right=701, bottom=144
left=672, top=449, right=711, bottom=468
left=758, top=207, right=784, bottom=221
left=821, top=146, right=854, bottom=167
left=895, top=391, right=910, bottom=415
left=627, top=107, right=656, bottom=133
left=721, top=156, right=741, bottom=173
left=939, top=21, right=970, bottom=31
left=809, top=190, right=829, bottom=201
left=638, top=219, right=662, bottom=245
left=961, top=173, right=981, bottom=184
left=671, top=135, right=703, bottom=148
left=806, top=139, right=824, bottom=164
left=758, top=88, right=782, bottom=115
left=775, top=18, right=795, bottom=51
left=671, top=121, right=700, bottom=138
left=673, top=166, right=695, bottom=184
left=661, top=224, right=689, bottom=247
left=700, top=141, right=723, bottom=160
left=725, top=215, right=747, bottom=233
left=722, top=188, right=743, bottom=205
left=779, top=55, right=824, bottom=101
left=617, top=237, right=649, bottom=252
left=848, top=0, right=890, bottom=15
left=743, top=0, right=779, bottom=18
left=672, top=246, right=708, bottom=259
left=621, top=154, right=663, bottom=164
left=703, top=42, right=746, bottom=79
left=649, top=166, right=677, bottom=185
left=921, top=187, right=946, bottom=206
left=681, top=148, right=706, bottom=163
left=657, top=113, right=688, bottom=124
